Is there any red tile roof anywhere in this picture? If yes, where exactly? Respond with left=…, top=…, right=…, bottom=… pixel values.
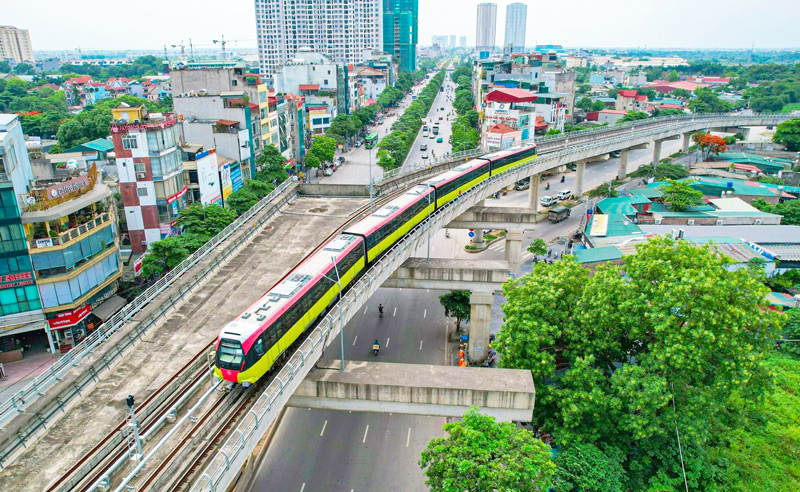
left=635, top=95, right=647, bottom=101
left=216, top=119, right=239, bottom=126
left=66, top=75, right=92, bottom=85
left=534, top=120, right=549, bottom=129
left=484, top=87, right=538, bottom=103
left=299, top=84, right=320, bottom=91
left=618, top=90, right=638, bottom=98
left=486, top=123, right=518, bottom=134
left=600, top=109, right=627, bottom=115
left=357, top=67, right=386, bottom=77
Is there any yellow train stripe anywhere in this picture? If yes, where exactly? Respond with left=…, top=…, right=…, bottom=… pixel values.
left=366, top=202, right=435, bottom=262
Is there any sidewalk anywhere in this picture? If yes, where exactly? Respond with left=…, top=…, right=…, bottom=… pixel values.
left=0, top=351, right=59, bottom=401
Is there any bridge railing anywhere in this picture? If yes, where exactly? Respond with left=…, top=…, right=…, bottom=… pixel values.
left=0, top=179, right=297, bottom=430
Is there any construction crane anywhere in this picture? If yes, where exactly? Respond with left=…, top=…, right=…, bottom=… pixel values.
left=170, top=39, right=195, bottom=62
left=212, top=36, right=254, bottom=60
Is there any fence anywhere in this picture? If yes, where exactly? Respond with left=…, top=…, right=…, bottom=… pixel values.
left=0, top=179, right=297, bottom=431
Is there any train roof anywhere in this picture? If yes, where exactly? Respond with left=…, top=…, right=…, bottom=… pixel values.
left=344, top=185, right=434, bottom=237
left=422, top=159, right=489, bottom=189
left=478, top=144, right=537, bottom=161
left=217, top=233, right=363, bottom=351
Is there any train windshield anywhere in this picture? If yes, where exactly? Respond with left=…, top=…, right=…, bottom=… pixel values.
left=217, top=339, right=245, bottom=370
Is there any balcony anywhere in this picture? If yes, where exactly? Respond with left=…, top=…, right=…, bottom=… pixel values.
left=28, top=211, right=113, bottom=250
left=22, top=164, right=100, bottom=213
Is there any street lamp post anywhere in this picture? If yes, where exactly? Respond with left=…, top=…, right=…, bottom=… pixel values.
left=321, top=256, right=345, bottom=372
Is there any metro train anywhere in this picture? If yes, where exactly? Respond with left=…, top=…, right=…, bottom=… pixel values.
left=214, top=144, right=537, bottom=384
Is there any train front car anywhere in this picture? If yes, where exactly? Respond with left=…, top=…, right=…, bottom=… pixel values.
left=214, top=233, right=366, bottom=385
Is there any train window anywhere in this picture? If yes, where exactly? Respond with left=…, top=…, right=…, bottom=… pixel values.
left=254, top=337, right=266, bottom=357
left=267, top=327, right=279, bottom=347
left=218, top=340, right=245, bottom=370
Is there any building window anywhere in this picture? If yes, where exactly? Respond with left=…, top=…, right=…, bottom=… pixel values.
left=136, top=187, right=148, bottom=197
left=122, top=135, right=137, bottom=150
left=134, top=162, right=146, bottom=173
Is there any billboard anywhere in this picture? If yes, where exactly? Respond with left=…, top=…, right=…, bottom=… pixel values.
left=220, top=162, right=233, bottom=202
left=196, top=149, right=222, bottom=206
left=230, top=163, right=243, bottom=194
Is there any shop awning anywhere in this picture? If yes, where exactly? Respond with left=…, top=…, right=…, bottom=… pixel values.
left=92, top=295, right=127, bottom=321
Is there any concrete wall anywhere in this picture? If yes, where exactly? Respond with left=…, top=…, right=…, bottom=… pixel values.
left=298, top=183, right=370, bottom=196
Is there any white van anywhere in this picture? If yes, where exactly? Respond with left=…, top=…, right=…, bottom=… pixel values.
left=540, top=196, right=558, bottom=207
left=557, top=190, right=572, bottom=201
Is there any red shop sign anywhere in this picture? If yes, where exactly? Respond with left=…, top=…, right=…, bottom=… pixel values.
left=48, top=305, right=92, bottom=330
left=166, top=186, right=188, bottom=205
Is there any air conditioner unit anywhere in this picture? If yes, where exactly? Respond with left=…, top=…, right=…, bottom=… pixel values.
left=687, top=219, right=695, bottom=225
left=755, top=219, right=762, bottom=225
left=136, top=172, right=146, bottom=179
left=655, top=218, right=662, bottom=225
left=716, top=219, right=724, bottom=226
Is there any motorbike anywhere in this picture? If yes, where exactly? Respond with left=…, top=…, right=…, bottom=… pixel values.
left=545, top=184, right=550, bottom=190
left=561, top=175, right=565, bottom=183
left=373, top=344, right=380, bottom=356
left=445, top=229, right=451, bottom=238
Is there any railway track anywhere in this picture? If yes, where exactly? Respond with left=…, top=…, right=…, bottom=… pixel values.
left=46, top=190, right=397, bottom=492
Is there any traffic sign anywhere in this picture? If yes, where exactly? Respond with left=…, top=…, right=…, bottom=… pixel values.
left=469, top=228, right=474, bottom=232
left=587, top=209, right=594, bottom=215
left=468, top=231, right=475, bottom=238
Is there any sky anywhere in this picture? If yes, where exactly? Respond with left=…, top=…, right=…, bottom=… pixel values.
left=4, top=0, right=799, bottom=53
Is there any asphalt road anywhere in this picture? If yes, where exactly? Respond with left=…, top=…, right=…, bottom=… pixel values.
left=401, top=75, right=458, bottom=172
left=250, top=287, right=450, bottom=492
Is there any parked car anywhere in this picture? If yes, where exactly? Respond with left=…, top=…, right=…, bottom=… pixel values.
left=420, top=143, right=428, bottom=151
left=436, top=137, right=443, bottom=143
left=557, top=190, right=572, bottom=201
left=355, top=141, right=361, bottom=148
left=514, top=178, right=531, bottom=191
left=439, top=116, right=443, bottom=120
left=440, top=107, right=445, bottom=110
left=540, top=196, right=558, bottom=207
left=422, top=153, right=429, bottom=159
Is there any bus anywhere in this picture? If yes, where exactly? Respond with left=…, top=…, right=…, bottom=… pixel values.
left=365, top=133, right=378, bottom=149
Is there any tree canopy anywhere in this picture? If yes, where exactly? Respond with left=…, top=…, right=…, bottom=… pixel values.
left=419, top=407, right=555, bottom=492
left=773, top=117, right=800, bottom=151
left=659, top=179, right=704, bottom=211
left=692, top=132, right=728, bottom=160
left=439, top=290, right=471, bottom=329
left=497, top=238, right=781, bottom=490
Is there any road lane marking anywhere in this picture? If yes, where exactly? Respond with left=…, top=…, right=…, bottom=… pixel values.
left=393, top=307, right=397, bottom=316
left=363, top=425, right=370, bottom=443
left=352, top=335, right=358, bottom=346
left=364, top=306, right=368, bottom=315
left=407, top=428, right=411, bottom=447
left=386, top=337, right=390, bottom=347
left=301, top=484, right=306, bottom=492
left=419, top=340, right=424, bottom=350
left=320, top=420, right=328, bottom=437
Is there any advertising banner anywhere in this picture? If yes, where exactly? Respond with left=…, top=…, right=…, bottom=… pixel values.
left=197, top=150, right=222, bottom=206
left=220, top=162, right=233, bottom=202
left=230, top=164, right=243, bottom=194
left=48, top=305, right=91, bottom=330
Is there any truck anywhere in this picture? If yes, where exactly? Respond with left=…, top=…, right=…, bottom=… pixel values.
left=547, top=205, right=571, bottom=223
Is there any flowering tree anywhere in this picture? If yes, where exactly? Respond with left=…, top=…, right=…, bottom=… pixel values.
left=691, top=132, right=728, bottom=160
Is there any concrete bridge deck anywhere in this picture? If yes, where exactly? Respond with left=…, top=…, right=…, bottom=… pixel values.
left=289, top=360, right=535, bottom=421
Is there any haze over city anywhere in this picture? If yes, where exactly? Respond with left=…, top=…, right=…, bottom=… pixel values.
left=4, top=0, right=800, bottom=51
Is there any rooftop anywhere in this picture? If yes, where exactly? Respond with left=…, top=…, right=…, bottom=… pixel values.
left=573, top=246, right=623, bottom=264
left=586, top=213, right=644, bottom=237
left=484, top=87, right=538, bottom=103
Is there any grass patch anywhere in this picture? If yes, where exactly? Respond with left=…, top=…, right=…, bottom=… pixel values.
left=781, top=102, right=800, bottom=113
left=484, top=234, right=497, bottom=241
left=465, top=245, right=480, bottom=251
left=670, top=151, right=686, bottom=158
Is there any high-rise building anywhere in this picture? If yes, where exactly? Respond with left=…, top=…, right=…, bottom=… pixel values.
left=0, top=26, right=34, bottom=64
left=383, top=0, right=418, bottom=72
left=254, top=0, right=382, bottom=82
left=432, top=35, right=449, bottom=47
left=504, top=3, right=527, bottom=52
left=449, top=35, right=456, bottom=48
left=476, top=3, right=497, bottom=52
left=460, top=36, right=467, bottom=48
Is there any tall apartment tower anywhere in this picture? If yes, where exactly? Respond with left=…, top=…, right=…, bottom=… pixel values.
left=383, top=0, right=418, bottom=72
left=449, top=35, right=456, bottom=48
left=254, top=0, right=383, bottom=82
left=476, top=3, right=497, bottom=52
left=504, top=3, right=527, bottom=52
left=0, top=26, right=34, bottom=63
left=460, top=36, right=467, bottom=48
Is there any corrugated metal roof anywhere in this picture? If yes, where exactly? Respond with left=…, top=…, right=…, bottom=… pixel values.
left=761, top=244, right=800, bottom=261
left=573, top=246, right=623, bottom=264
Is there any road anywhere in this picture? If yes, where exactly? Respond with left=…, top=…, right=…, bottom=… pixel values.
left=320, top=70, right=457, bottom=185
left=401, top=75, right=458, bottom=172
left=251, top=287, right=450, bottom=492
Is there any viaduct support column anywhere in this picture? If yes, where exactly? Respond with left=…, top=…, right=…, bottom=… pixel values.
left=472, top=228, right=484, bottom=245
left=468, top=292, right=493, bottom=362
left=575, top=160, right=587, bottom=197
left=617, top=149, right=630, bottom=180
left=681, top=132, right=692, bottom=153
left=504, top=230, right=523, bottom=277
left=652, top=139, right=663, bottom=165
left=528, top=174, right=540, bottom=212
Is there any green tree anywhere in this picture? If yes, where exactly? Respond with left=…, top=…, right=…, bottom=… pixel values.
left=659, top=179, right=704, bottom=211
left=177, top=203, right=237, bottom=237
left=140, top=237, right=191, bottom=277
left=591, top=100, right=607, bottom=112
left=589, top=183, right=618, bottom=198
left=773, top=118, right=800, bottom=151
left=224, top=188, right=259, bottom=215
left=375, top=149, right=395, bottom=170
left=576, top=97, right=595, bottom=111
left=546, top=128, right=562, bottom=135
left=667, top=69, right=680, bottom=82
left=630, top=162, right=690, bottom=181
left=304, top=152, right=321, bottom=169
left=497, top=239, right=781, bottom=489
left=617, top=111, right=649, bottom=123
left=689, top=87, right=731, bottom=114
left=256, top=144, right=287, bottom=170
left=419, top=407, right=555, bottom=492
left=554, top=444, right=626, bottom=492
left=672, top=88, right=692, bottom=99
left=439, top=290, right=471, bottom=330
left=527, top=238, right=547, bottom=256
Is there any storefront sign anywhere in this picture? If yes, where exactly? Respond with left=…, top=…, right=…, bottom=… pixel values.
left=0, top=271, right=35, bottom=290
left=35, top=238, right=54, bottom=248
left=48, top=305, right=91, bottom=330
left=133, top=255, right=144, bottom=277
left=165, top=186, right=188, bottom=205
left=46, top=175, right=91, bottom=199
left=111, top=118, right=178, bottom=133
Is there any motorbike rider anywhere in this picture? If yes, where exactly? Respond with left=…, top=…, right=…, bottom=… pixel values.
left=373, top=340, right=380, bottom=354
left=378, top=304, right=384, bottom=317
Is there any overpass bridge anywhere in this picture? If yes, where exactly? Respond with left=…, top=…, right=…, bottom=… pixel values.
left=190, top=112, right=792, bottom=492
left=0, top=113, right=790, bottom=491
